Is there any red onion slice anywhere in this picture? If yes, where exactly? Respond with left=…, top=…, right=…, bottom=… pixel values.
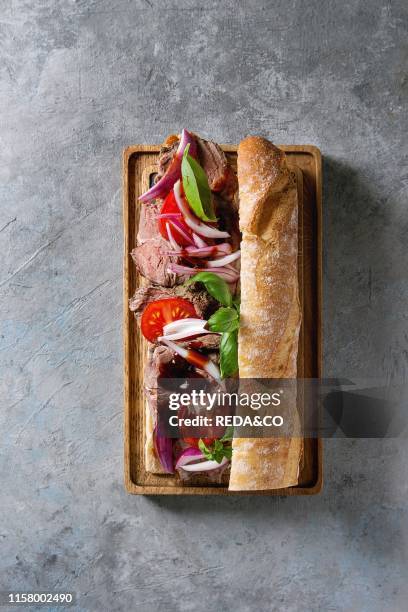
left=153, top=425, right=174, bottom=473
left=168, top=219, right=195, bottom=246
left=181, top=456, right=228, bottom=472
left=175, top=448, right=228, bottom=473
left=168, top=243, right=232, bottom=258
left=166, top=222, right=180, bottom=250
left=139, top=129, right=197, bottom=202
left=160, top=332, right=203, bottom=341
left=175, top=447, right=204, bottom=469
left=157, top=213, right=183, bottom=220
left=205, top=250, right=241, bottom=268
left=163, top=318, right=207, bottom=334
left=174, top=181, right=230, bottom=239
left=159, top=337, right=222, bottom=382
left=224, top=263, right=238, bottom=271
left=167, top=263, right=239, bottom=282
left=160, top=326, right=219, bottom=342
left=193, top=233, right=208, bottom=248
left=161, top=318, right=218, bottom=341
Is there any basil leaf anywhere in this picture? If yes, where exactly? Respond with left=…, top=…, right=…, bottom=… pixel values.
left=214, top=440, right=223, bottom=452
left=232, top=295, right=240, bottom=315
left=198, top=438, right=212, bottom=460
left=221, top=426, right=234, bottom=442
left=185, top=272, right=232, bottom=307
left=199, top=438, right=233, bottom=463
left=182, top=148, right=217, bottom=222
left=208, top=307, right=239, bottom=332
left=220, top=330, right=238, bottom=378
left=213, top=448, right=224, bottom=463
left=222, top=445, right=233, bottom=460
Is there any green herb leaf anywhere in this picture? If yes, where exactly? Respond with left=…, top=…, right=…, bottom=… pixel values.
left=220, top=330, right=238, bottom=378
left=181, top=147, right=217, bottom=222
left=198, top=438, right=233, bottom=464
left=208, top=307, right=239, bottom=332
left=185, top=272, right=232, bottom=307
left=222, top=445, right=233, bottom=460
left=221, top=426, right=234, bottom=442
left=198, top=438, right=212, bottom=459
left=232, top=295, right=241, bottom=315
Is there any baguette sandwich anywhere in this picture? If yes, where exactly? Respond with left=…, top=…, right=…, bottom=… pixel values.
left=129, top=130, right=302, bottom=490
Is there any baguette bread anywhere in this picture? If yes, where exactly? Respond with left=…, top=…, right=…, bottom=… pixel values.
left=228, top=136, right=302, bottom=491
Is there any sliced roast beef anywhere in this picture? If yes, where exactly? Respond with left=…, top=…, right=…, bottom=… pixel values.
left=144, top=345, right=175, bottom=423
left=155, top=133, right=238, bottom=204
left=133, top=134, right=239, bottom=288
left=144, top=345, right=175, bottom=392
left=129, top=283, right=218, bottom=320
left=183, top=334, right=221, bottom=351
left=196, top=137, right=238, bottom=203
left=131, top=241, right=180, bottom=287
left=145, top=344, right=218, bottom=396
left=156, top=139, right=179, bottom=180
left=144, top=344, right=225, bottom=483
left=214, top=195, right=240, bottom=251
left=182, top=285, right=218, bottom=319
left=131, top=201, right=184, bottom=287
left=136, top=200, right=160, bottom=243
left=144, top=345, right=208, bottom=417
left=129, top=285, right=171, bottom=315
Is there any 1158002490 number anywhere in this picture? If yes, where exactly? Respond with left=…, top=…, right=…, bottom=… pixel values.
left=5, top=592, right=74, bottom=605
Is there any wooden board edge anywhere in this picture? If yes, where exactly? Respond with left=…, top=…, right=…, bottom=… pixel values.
left=123, top=148, right=132, bottom=492
left=125, top=486, right=320, bottom=495
left=315, top=438, right=324, bottom=493
left=125, top=479, right=322, bottom=496
left=314, top=146, right=323, bottom=379
left=316, top=147, right=324, bottom=492
left=123, top=144, right=160, bottom=156
left=123, top=144, right=321, bottom=156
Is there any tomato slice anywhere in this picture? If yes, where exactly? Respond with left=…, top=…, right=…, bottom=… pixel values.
left=183, top=437, right=216, bottom=449
left=140, top=297, right=198, bottom=342
left=178, top=404, right=224, bottom=449
left=158, top=190, right=193, bottom=246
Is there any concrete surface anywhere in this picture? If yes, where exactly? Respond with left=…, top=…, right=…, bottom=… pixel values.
left=1, top=1, right=407, bottom=611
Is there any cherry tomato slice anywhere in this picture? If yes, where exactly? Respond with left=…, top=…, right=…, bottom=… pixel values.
left=178, top=405, right=224, bottom=449
left=158, top=190, right=192, bottom=246
left=183, top=437, right=216, bottom=449
left=140, top=297, right=197, bottom=343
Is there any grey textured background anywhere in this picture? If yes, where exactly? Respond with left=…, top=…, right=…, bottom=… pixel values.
left=1, top=1, right=407, bottom=611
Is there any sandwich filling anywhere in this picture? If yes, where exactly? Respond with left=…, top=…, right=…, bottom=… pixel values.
left=130, top=130, right=240, bottom=477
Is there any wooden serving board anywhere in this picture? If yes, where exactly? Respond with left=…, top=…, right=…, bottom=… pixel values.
left=123, top=144, right=322, bottom=495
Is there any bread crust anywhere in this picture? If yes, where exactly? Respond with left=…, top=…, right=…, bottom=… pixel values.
left=228, top=136, right=302, bottom=491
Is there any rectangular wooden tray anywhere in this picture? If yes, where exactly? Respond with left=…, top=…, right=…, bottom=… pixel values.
left=123, top=144, right=323, bottom=495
